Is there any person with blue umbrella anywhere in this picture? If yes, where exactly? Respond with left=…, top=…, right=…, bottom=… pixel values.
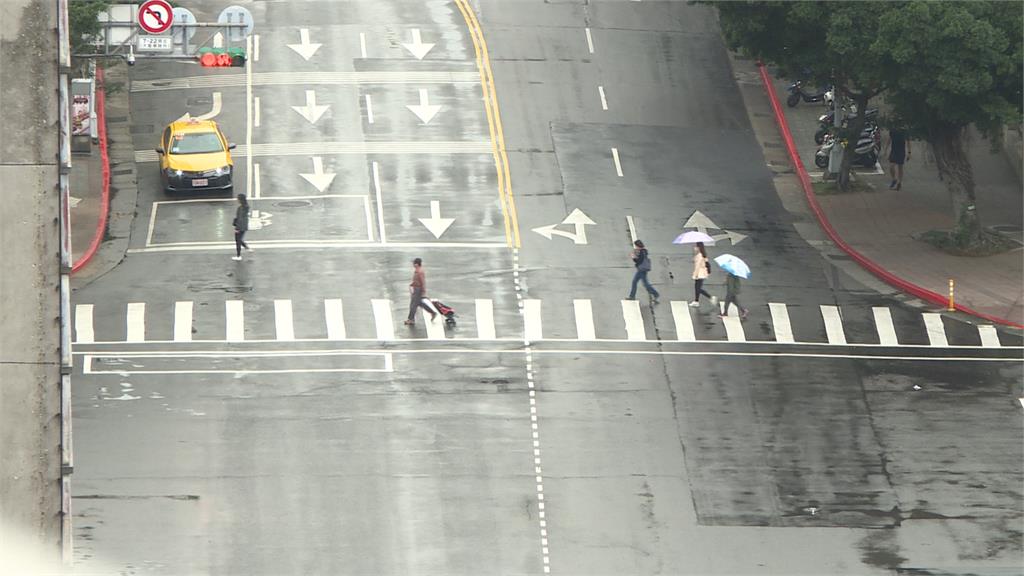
left=714, top=254, right=750, bottom=319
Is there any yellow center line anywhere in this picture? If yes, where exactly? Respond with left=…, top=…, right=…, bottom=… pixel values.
left=454, top=0, right=521, bottom=248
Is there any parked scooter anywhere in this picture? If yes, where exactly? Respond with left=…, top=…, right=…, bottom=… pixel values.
left=814, top=125, right=881, bottom=169
left=786, top=80, right=833, bottom=107
left=814, top=107, right=880, bottom=144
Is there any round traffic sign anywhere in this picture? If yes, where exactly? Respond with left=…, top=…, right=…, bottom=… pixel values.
left=138, top=0, right=173, bottom=35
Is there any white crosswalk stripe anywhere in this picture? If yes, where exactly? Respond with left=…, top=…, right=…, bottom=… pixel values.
left=621, top=300, right=645, bottom=341
left=768, top=303, right=793, bottom=343
left=69, top=298, right=1016, bottom=349
left=174, top=301, right=193, bottom=342
left=574, top=299, right=596, bottom=341
left=670, top=301, right=695, bottom=342
left=872, top=307, right=899, bottom=346
left=820, top=305, right=846, bottom=345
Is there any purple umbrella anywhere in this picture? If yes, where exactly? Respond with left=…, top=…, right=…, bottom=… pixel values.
left=672, top=230, right=715, bottom=245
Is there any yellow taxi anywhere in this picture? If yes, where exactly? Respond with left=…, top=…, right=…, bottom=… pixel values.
left=156, top=118, right=235, bottom=193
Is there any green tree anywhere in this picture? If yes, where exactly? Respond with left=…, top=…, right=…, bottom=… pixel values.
left=68, top=0, right=110, bottom=56
left=873, top=1, right=1023, bottom=247
left=707, top=1, right=890, bottom=190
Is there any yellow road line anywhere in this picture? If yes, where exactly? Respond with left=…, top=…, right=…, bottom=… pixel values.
left=454, top=0, right=521, bottom=248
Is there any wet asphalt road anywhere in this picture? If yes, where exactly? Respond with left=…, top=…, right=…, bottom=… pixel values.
left=70, top=1, right=1023, bottom=574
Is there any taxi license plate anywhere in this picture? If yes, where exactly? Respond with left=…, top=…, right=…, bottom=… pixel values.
left=191, top=178, right=208, bottom=187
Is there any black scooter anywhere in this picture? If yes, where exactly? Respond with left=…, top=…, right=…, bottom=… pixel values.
left=786, top=80, right=832, bottom=108
left=814, top=107, right=879, bottom=144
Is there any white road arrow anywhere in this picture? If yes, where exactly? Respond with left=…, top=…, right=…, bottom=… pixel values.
left=402, top=29, right=435, bottom=60
left=291, top=90, right=330, bottom=124
left=213, top=32, right=224, bottom=49
left=417, top=200, right=455, bottom=238
left=287, top=28, right=322, bottom=60
left=299, top=157, right=336, bottom=192
left=177, top=92, right=222, bottom=122
left=532, top=208, right=596, bottom=245
left=683, top=209, right=748, bottom=245
left=406, top=89, right=442, bottom=124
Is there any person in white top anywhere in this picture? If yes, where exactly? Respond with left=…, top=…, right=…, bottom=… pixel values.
left=689, top=242, right=717, bottom=308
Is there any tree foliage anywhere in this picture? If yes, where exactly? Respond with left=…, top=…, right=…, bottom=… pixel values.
left=705, top=0, right=1023, bottom=248
left=68, top=0, right=110, bottom=56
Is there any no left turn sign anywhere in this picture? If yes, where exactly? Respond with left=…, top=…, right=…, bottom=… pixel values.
left=138, top=0, right=173, bottom=35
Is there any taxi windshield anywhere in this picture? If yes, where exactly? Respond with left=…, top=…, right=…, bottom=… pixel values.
left=171, top=132, right=223, bottom=155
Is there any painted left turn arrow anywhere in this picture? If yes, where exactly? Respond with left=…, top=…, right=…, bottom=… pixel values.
left=532, top=208, right=596, bottom=245
left=177, top=92, right=222, bottom=122
left=418, top=200, right=455, bottom=238
left=291, top=90, right=330, bottom=124
left=406, top=89, right=442, bottom=124
left=287, top=28, right=322, bottom=60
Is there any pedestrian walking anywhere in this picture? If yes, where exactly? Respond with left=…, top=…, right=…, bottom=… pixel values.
left=232, top=194, right=250, bottom=261
left=627, top=240, right=660, bottom=303
left=720, top=272, right=748, bottom=319
left=689, top=242, right=717, bottom=308
left=404, top=257, right=436, bottom=326
left=886, top=127, right=911, bottom=190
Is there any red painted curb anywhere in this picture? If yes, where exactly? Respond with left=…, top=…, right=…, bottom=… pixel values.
left=71, top=67, right=110, bottom=274
left=757, top=62, right=1024, bottom=329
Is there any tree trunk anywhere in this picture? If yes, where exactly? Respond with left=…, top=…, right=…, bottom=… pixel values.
left=929, top=125, right=982, bottom=247
left=837, top=95, right=870, bottom=191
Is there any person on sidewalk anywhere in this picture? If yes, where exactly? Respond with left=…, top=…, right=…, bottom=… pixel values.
left=627, top=240, right=660, bottom=303
left=404, top=258, right=436, bottom=326
left=720, top=272, right=748, bottom=319
left=886, top=127, right=911, bottom=190
left=689, top=242, right=717, bottom=308
left=232, top=194, right=250, bottom=261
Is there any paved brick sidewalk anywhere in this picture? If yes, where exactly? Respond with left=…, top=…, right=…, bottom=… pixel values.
left=774, top=79, right=1024, bottom=326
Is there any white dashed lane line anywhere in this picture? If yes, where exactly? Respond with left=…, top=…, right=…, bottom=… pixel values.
left=585, top=27, right=594, bottom=54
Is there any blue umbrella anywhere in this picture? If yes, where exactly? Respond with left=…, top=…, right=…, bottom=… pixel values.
left=672, top=230, right=715, bottom=245
left=714, top=254, right=751, bottom=279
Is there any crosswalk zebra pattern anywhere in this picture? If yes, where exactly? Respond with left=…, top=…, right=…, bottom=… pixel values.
left=71, top=299, right=1011, bottom=348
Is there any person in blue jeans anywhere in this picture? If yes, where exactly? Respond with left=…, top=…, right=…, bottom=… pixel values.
left=628, top=239, right=659, bottom=303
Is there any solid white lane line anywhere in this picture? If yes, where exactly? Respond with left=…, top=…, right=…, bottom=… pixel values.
left=371, top=299, right=394, bottom=341
left=372, top=161, right=386, bottom=244
left=820, top=305, right=846, bottom=344
left=621, top=300, right=646, bottom=341
left=174, top=301, right=193, bottom=342
left=626, top=215, right=637, bottom=243
left=872, top=307, right=899, bottom=346
left=245, top=34, right=253, bottom=202
left=274, top=299, right=295, bottom=341
left=922, top=313, right=948, bottom=347
left=75, top=304, right=94, bottom=344
left=524, top=299, right=543, bottom=342
left=598, top=85, right=608, bottom=110
left=978, top=325, right=1001, bottom=348
left=722, top=314, right=745, bottom=342
left=476, top=299, right=496, bottom=340
left=226, top=300, right=245, bottom=342
left=324, top=299, right=346, bottom=340
left=126, top=302, right=146, bottom=343
left=365, top=94, right=374, bottom=124
left=254, top=96, right=261, bottom=127
left=359, top=32, right=367, bottom=58
left=253, top=34, right=260, bottom=62
left=611, top=147, right=623, bottom=177
left=573, top=299, right=596, bottom=341
left=769, top=303, right=794, bottom=343
left=585, top=27, right=594, bottom=53
left=670, top=301, right=695, bottom=342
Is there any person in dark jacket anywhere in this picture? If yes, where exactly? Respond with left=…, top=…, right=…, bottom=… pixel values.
left=627, top=239, right=659, bottom=303
left=232, top=194, right=250, bottom=261
left=720, top=272, right=748, bottom=319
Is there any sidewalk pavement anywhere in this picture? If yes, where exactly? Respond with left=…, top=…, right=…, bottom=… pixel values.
left=70, top=148, right=104, bottom=266
left=773, top=79, right=1024, bottom=326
